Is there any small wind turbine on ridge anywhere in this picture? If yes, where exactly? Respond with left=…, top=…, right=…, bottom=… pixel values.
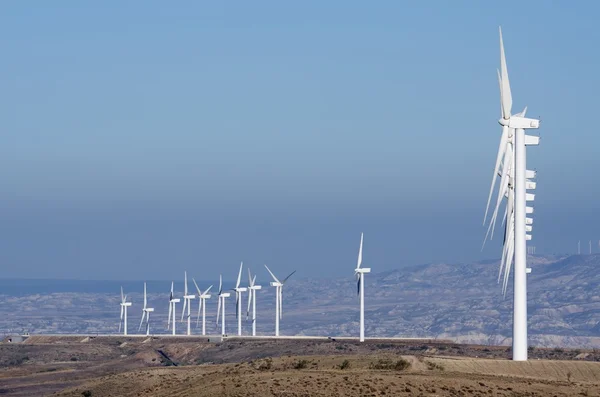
left=181, top=271, right=196, bottom=336
left=232, top=262, right=247, bottom=336
left=354, top=233, right=371, bottom=342
left=216, top=275, right=231, bottom=336
left=192, top=278, right=212, bottom=336
left=265, top=264, right=295, bottom=337
left=167, top=282, right=180, bottom=335
left=138, top=282, right=154, bottom=336
left=118, top=287, right=132, bottom=336
left=246, top=268, right=262, bottom=336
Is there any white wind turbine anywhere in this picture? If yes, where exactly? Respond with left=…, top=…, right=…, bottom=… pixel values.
left=167, top=282, right=180, bottom=335
left=246, top=268, right=262, bottom=336
left=138, top=282, right=154, bottom=336
left=192, top=278, right=212, bottom=336
left=482, top=27, right=541, bottom=361
left=216, top=275, right=231, bottom=336
left=264, top=264, right=296, bottom=337
left=181, top=271, right=196, bottom=336
left=354, top=233, right=371, bottom=342
left=118, top=286, right=132, bottom=336
left=232, top=262, right=247, bottom=336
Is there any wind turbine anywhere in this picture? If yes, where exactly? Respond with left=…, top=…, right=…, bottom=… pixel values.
left=482, top=27, right=541, bottom=361
left=138, top=282, right=154, bottom=336
left=181, top=271, right=196, bottom=336
left=216, top=275, right=230, bottom=336
left=354, top=233, right=371, bottom=342
left=232, top=262, right=247, bottom=336
left=264, top=264, right=296, bottom=337
left=246, top=268, right=262, bottom=336
left=192, top=278, right=212, bottom=336
left=167, top=282, right=180, bottom=335
left=118, top=287, right=132, bottom=336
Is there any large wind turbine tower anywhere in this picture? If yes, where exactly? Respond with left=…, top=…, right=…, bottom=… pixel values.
left=482, top=27, right=541, bottom=361
left=354, top=233, right=371, bottom=342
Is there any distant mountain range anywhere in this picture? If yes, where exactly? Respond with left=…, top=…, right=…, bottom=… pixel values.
left=2, top=254, right=599, bottom=348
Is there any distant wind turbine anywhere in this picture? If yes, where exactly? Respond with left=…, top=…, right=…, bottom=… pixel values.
left=192, top=279, right=212, bottom=336
left=232, top=262, right=247, bottom=336
left=246, top=268, right=262, bottom=336
left=181, top=271, right=196, bottom=336
left=265, top=264, right=295, bottom=337
left=167, top=282, right=180, bottom=335
left=138, top=282, right=154, bottom=336
left=354, top=233, right=371, bottom=342
left=216, top=275, right=231, bottom=336
left=118, top=287, right=132, bottom=336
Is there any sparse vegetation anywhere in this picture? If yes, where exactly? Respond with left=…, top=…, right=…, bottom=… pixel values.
left=369, top=358, right=411, bottom=371
left=293, top=359, right=310, bottom=369
left=338, top=359, right=351, bottom=370
left=426, top=361, right=445, bottom=371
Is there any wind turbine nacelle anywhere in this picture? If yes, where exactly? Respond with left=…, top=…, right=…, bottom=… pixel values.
left=525, top=225, right=533, bottom=232
left=356, top=268, right=371, bottom=273
left=184, top=295, right=196, bottom=299
left=526, top=193, right=535, bottom=201
left=526, top=170, right=537, bottom=179
left=507, top=116, right=540, bottom=130
left=526, top=181, right=537, bottom=190
left=524, top=135, right=540, bottom=146
left=201, top=294, right=211, bottom=299
left=526, top=217, right=533, bottom=225
left=146, top=308, right=155, bottom=312
left=236, top=288, right=248, bottom=292
left=220, top=293, right=231, bottom=298
left=526, top=206, right=534, bottom=214
left=122, top=302, right=132, bottom=307
left=171, top=298, right=181, bottom=303
left=252, top=285, right=262, bottom=290
left=526, top=268, right=532, bottom=274
left=270, top=282, right=282, bottom=287
left=526, top=234, right=532, bottom=241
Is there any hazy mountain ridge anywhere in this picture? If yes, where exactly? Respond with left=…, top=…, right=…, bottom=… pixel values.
left=1, top=254, right=599, bottom=348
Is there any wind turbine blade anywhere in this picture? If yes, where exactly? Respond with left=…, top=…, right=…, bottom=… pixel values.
left=192, top=278, right=202, bottom=296
left=282, top=270, right=296, bottom=284
left=483, top=126, right=508, bottom=226
left=167, top=302, right=172, bottom=329
left=248, top=268, right=253, bottom=287
left=121, top=286, right=124, bottom=303
left=139, top=311, right=145, bottom=332
left=489, top=142, right=513, bottom=239
left=170, top=281, right=174, bottom=301
left=184, top=271, right=188, bottom=296
left=219, top=275, right=223, bottom=295
left=181, top=298, right=186, bottom=322
left=236, top=293, right=240, bottom=320
left=357, top=276, right=361, bottom=296
left=279, top=288, right=283, bottom=320
left=203, top=285, right=213, bottom=295
left=252, top=275, right=256, bottom=286
left=196, top=299, right=202, bottom=328
left=216, top=297, right=221, bottom=325
left=264, top=264, right=280, bottom=283
left=357, top=233, right=364, bottom=268
left=143, top=282, right=147, bottom=309
left=236, top=262, right=243, bottom=289
left=247, top=289, right=252, bottom=320
left=499, top=26, right=513, bottom=120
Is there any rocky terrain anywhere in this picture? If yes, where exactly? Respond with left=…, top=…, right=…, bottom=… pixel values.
left=1, top=254, right=600, bottom=348
left=1, top=336, right=600, bottom=397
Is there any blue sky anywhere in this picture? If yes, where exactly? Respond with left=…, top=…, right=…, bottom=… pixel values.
left=1, top=2, right=598, bottom=280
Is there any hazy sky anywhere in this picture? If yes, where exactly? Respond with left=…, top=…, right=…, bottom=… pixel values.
left=1, top=2, right=599, bottom=280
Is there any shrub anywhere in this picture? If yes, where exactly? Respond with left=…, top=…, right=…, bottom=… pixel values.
left=338, top=359, right=351, bottom=370
left=369, top=358, right=411, bottom=371
left=293, top=359, right=310, bottom=369
left=82, top=391, right=92, bottom=397
left=426, top=361, right=445, bottom=371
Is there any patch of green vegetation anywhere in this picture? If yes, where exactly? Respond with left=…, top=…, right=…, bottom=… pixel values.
left=338, top=359, right=351, bottom=370
left=293, top=359, right=310, bottom=369
left=369, top=358, right=411, bottom=371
